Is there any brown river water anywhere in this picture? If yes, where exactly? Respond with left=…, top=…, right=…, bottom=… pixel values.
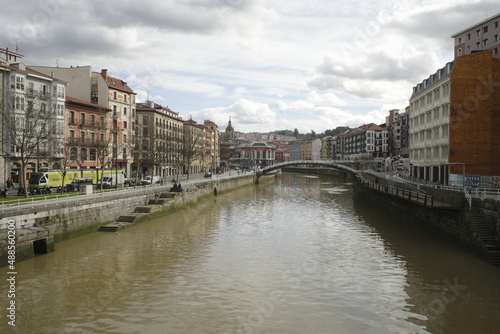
left=1, top=172, right=500, bottom=334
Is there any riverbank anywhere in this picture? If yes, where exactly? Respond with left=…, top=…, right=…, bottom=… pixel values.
left=0, top=173, right=275, bottom=266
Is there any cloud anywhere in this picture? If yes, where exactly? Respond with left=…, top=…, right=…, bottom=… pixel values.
left=278, top=91, right=347, bottom=112
left=188, top=99, right=277, bottom=130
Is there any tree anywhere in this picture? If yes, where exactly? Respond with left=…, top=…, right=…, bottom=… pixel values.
left=1, top=93, right=60, bottom=197
left=94, top=127, right=113, bottom=187
left=181, top=123, right=204, bottom=180
left=293, top=128, right=299, bottom=137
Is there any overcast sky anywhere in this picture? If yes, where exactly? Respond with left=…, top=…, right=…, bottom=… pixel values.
left=1, top=0, right=497, bottom=133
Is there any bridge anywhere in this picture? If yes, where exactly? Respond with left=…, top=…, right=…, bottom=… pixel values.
left=255, top=160, right=361, bottom=183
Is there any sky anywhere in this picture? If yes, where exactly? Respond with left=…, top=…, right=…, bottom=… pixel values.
left=1, top=0, right=498, bottom=133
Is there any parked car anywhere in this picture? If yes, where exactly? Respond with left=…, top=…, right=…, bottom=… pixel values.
left=204, top=172, right=212, bottom=178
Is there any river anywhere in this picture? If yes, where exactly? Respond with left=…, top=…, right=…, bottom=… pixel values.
left=1, top=172, right=500, bottom=334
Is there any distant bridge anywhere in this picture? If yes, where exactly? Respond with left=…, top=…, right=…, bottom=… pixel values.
left=255, top=160, right=361, bottom=183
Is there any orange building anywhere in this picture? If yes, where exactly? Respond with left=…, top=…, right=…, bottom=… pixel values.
left=449, top=50, right=500, bottom=177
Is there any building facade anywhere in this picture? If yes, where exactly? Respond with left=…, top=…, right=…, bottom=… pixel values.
left=135, top=101, right=184, bottom=179
left=66, top=96, right=111, bottom=170
left=449, top=50, right=500, bottom=180
left=240, top=141, right=276, bottom=168
left=337, top=124, right=387, bottom=160
left=1, top=60, right=67, bottom=184
left=452, top=12, right=500, bottom=59
left=183, top=119, right=205, bottom=175
left=409, top=62, right=453, bottom=183
left=29, top=66, right=136, bottom=174
left=203, top=120, right=220, bottom=173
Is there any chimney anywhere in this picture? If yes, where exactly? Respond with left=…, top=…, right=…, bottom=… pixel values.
left=101, top=69, right=108, bottom=80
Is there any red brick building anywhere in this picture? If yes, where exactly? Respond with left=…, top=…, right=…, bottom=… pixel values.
left=449, top=50, right=500, bottom=177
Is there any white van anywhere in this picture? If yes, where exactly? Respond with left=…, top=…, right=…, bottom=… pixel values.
left=141, top=175, right=161, bottom=185
left=98, top=174, right=125, bottom=189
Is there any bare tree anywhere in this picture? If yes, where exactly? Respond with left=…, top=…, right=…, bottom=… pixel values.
left=181, top=124, right=204, bottom=180
left=95, top=131, right=113, bottom=186
left=50, top=145, right=74, bottom=192
left=1, top=93, right=59, bottom=197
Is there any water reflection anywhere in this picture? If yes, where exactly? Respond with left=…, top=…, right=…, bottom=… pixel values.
left=0, top=172, right=499, bottom=334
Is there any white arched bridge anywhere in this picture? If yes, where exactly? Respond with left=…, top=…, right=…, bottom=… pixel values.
left=255, top=160, right=361, bottom=183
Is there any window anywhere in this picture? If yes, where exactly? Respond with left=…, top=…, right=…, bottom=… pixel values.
left=113, top=91, right=117, bottom=100
left=70, top=148, right=77, bottom=160
left=458, top=48, right=462, bottom=56
left=124, top=107, right=127, bottom=115
left=483, top=39, right=488, bottom=46
left=113, top=105, right=117, bottom=116
left=81, top=131, right=86, bottom=140
left=81, top=113, right=85, bottom=125
left=123, top=121, right=127, bottom=128
left=16, top=76, right=25, bottom=90
left=69, top=130, right=75, bottom=138
left=124, top=95, right=127, bottom=102
left=467, top=33, right=471, bottom=40
left=80, top=148, right=87, bottom=161
left=91, top=115, right=95, bottom=126
left=495, top=21, right=499, bottom=28
left=90, top=149, right=96, bottom=161
left=100, top=116, right=106, bottom=128
left=476, top=42, right=481, bottom=49
left=477, top=29, right=481, bottom=36
left=484, top=26, right=489, bottom=33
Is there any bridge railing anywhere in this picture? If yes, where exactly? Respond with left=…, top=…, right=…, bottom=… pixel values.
left=260, top=160, right=360, bottom=174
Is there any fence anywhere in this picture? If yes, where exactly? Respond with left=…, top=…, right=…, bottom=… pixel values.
left=359, top=179, right=461, bottom=208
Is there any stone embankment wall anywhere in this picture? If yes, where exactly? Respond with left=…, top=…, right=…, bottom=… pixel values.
left=0, top=174, right=264, bottom=266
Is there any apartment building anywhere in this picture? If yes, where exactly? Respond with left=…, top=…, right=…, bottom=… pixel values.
left=409, top=62, right=453, bottom=183
left=66, top=96, right=111, bottom=169
left=30, top=66, right=137, bottom=174
left=320, top=136, right=335, bottom=160
left=183, top=119, right=206, bottom=175
left=0, top=60, right=67, bottom=184
left=452, top=12, right=500, bottom=59
left=203, top=120, right=220, bottom=173
left=337, top=124, right=387, bottom=160
left=135, top=101, right=184, bottom=179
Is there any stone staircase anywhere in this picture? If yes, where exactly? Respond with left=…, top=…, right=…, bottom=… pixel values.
left=98, top=192, right=175, bottom=232
left=468, top=200, right=500, bottom=267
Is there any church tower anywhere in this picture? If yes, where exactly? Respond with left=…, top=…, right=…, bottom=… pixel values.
left=225, top=117, right=235, bottom=140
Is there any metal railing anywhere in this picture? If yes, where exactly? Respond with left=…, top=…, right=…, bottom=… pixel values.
left=464, top=187, right=472, bottom=210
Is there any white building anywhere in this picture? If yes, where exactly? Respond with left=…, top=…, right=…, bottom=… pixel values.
left=408, top=62, right=453, bottom=183
left=1, top=57, right=67, bottom=184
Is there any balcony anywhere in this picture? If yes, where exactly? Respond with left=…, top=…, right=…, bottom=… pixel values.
left=67, top=138, right=109, bottom=147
